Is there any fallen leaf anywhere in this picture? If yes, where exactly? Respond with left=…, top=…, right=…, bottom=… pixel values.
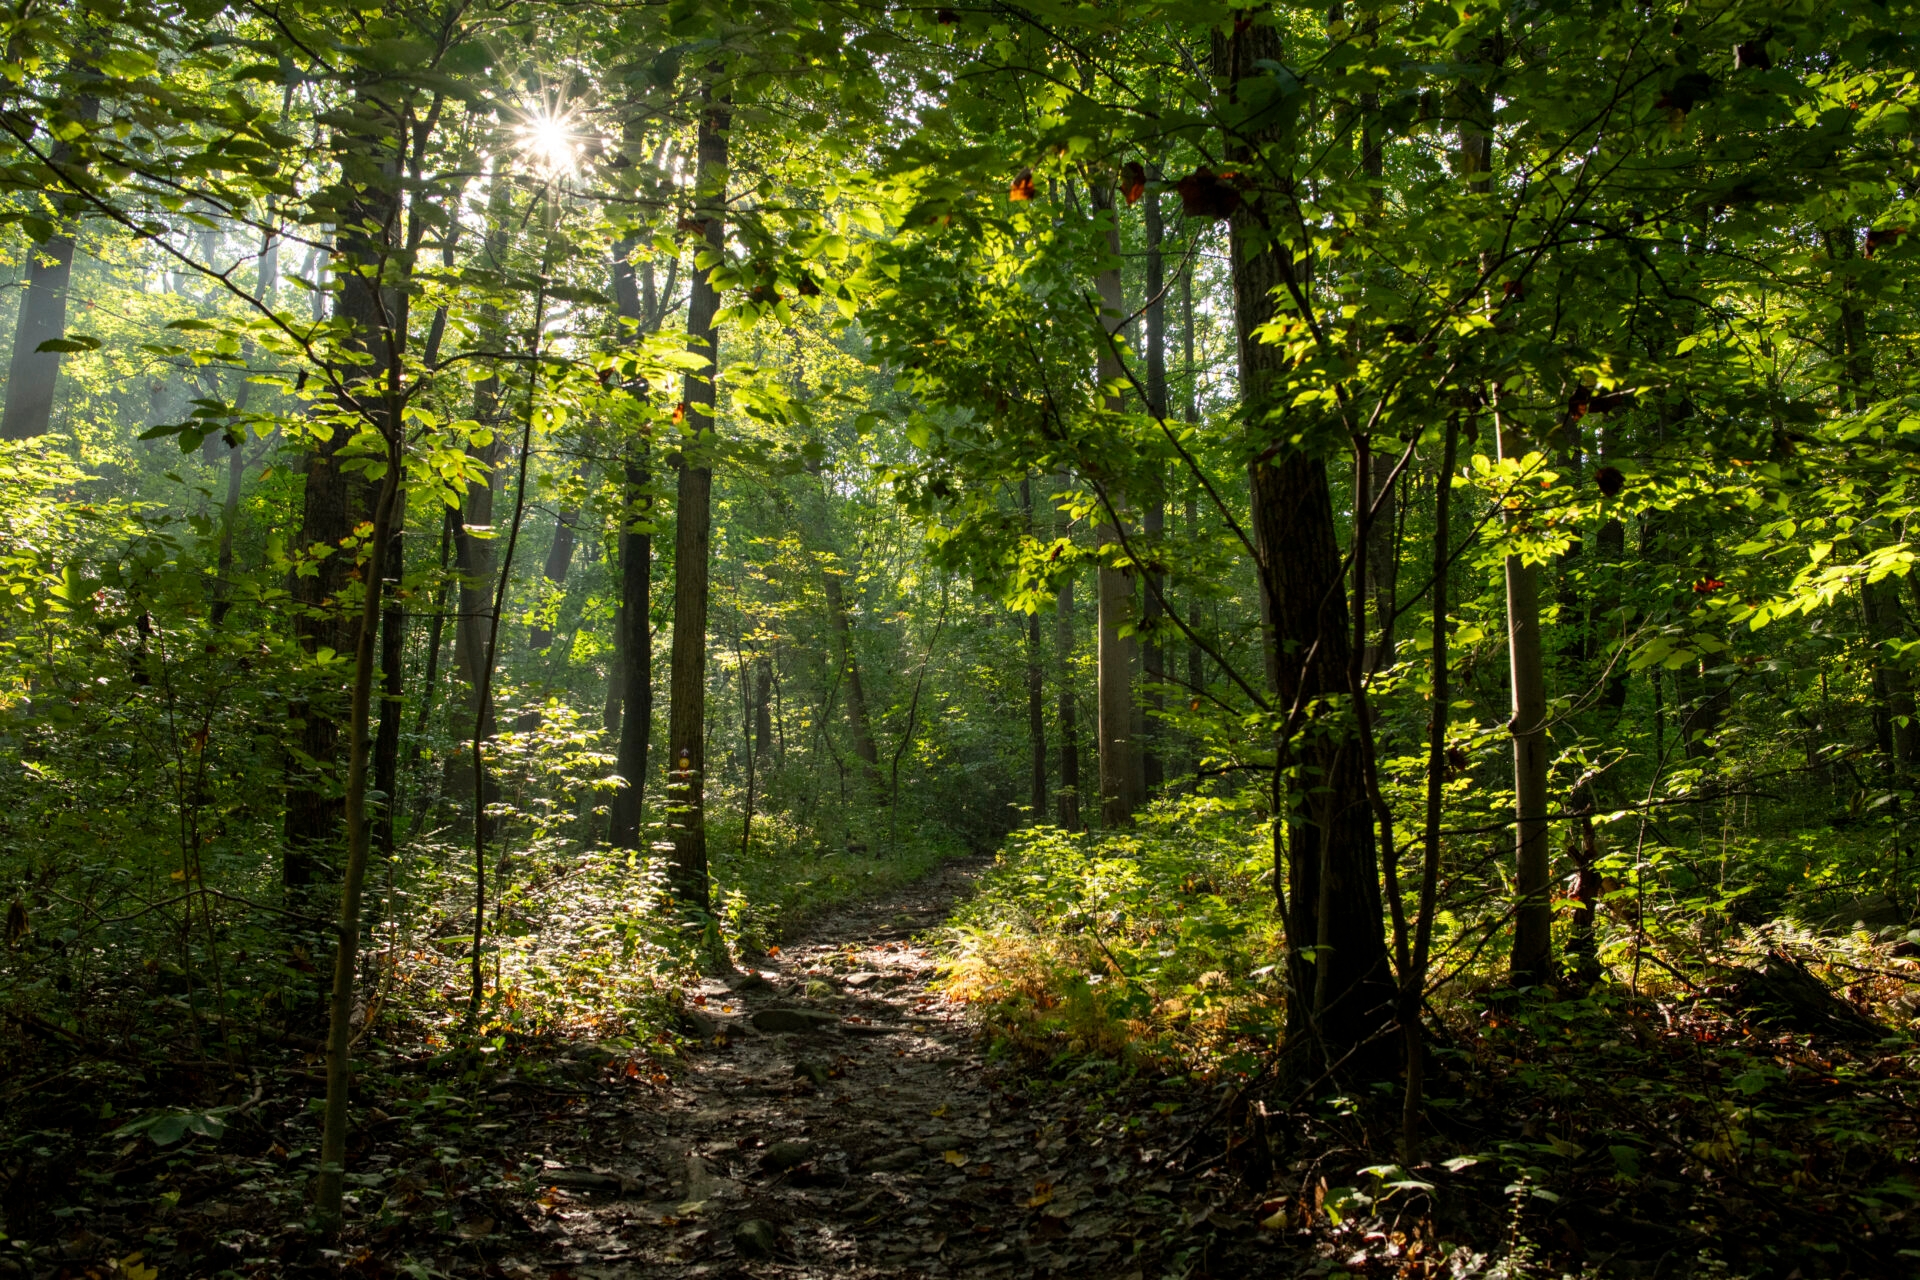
left=1026, top=1180, right=1054, bottom=1208
left=943, top=1149, right=967, bottom=1166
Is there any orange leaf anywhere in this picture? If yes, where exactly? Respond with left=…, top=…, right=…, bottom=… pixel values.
left=1009, top=168, right=1036, bottom=202
left=1121, top=161, right=1146, bottom=207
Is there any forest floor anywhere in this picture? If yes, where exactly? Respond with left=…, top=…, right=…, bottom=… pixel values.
left=449, top=856, right=1253, bottom=1280
left=10, top=855, right=1917, bottom=1279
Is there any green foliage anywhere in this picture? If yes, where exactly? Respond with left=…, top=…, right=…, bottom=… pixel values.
left=943, top=797, right=1285, bottom=1074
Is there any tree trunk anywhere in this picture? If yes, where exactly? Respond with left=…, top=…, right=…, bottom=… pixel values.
left=313, top=86, right=407, bottom=1236
left=285, top=202, right=395, bottom=891
left=1021, top=476, right=1047, bottom=820
left=822, top=562, right=882, bottom=790
left=1366, top=452, right=1399, bottom=672
left=1402, top=412, right=1461, bottom=1158
left=664, top=88, right=729, bottom=912
left=1597, top=510, right=1629, bottom=710
left=1495, top=403, right=1553, bottom=985
left=527, top=508, right=578, bottom=654
left=1, top=93, right=97, bottom=441
left=373, top=489, right=405, bottom=863
left=451, top=157, right=512, bottom=738
left=211, top=233, right=278, bottom=626
left=1054, top=472, right=1083, bottom=830
left=1220, top=14, right=1391, bottom=1079
left=1864, top=578, right=1916, bottom=776
left=1141, top=172, right=1168, bottom=795
left=1828, top=226, right=1914, bottom=780
left=609, top=451, right=652, bottom=848
left=1091, top=182, right=1141, bottom=827
left=754, top=655, right=773, bottom=756
left=1181, top=266, right=1204, bottom=764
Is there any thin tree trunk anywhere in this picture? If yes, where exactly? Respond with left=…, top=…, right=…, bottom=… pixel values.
left=822, top=564, right=882, bottom=790
left=374, top=489, right=405, bottom=863
left=1402, top=413, right=1460, bottom=1159
left=412, top=508, right=453, bottom=752
left=1829, top=227, right=1914, bottom=779
left=1022, top=477, right=1047, bottom=821
left=609, top=451, right=652, bottom=847
left=466, top=277, right=548, bottom=1027
left=1054, top=472, right=1082, bottom=830
left=1367, top=451, right=1399, bottom=672
left=664, top=87, right=729, bottom=913
left=527, top=508, right=578, bottom=654
left=1141, top=170, right=1168, bottom=796
left=1181, top=265, right=1203, bottom=776
left=211, top=232, right=278, bottom=626
left=1091, top=181, right=1141, bottom=827
left=888, top=585, right=949, bottom=850
left=451, top=157, right=512, bottom=736
left=753, top=655, right=773, bottom=756
left=315, top=433, right=402, bottom=1237
left=1494, top=395, right=1553, bottom=985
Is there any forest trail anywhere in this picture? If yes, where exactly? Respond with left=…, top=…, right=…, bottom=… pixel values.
left=490, top=859, right=1214, bottom=1279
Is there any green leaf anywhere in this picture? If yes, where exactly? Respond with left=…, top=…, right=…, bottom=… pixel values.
left=34, top=336, right=99, bottom=353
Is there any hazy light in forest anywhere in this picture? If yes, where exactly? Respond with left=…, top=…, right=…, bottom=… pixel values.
left=515, top=104, right=581, bottom=178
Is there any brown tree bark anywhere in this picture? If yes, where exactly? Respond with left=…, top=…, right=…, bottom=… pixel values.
left=1054, top=527, right=1083, bottom=830
left=1141, top=170, right=1168, bottom=795
left=313, top=86, right=408, bottom=1237
left=664, top=88, right=729, bottom=911
left=1181, top=267, right=1204, bottom=756
left=609, top=451, right=653, bottom=848
left=284, top=171, right=398, bottom=890
left=1022, top=476, right=1047, bottom=820
left=1, top=91, right=97, bottom=440
left=373, top=488, right=405, bottom=863
left=1220, top=14, right=1391, bottom=1078
left=1495, top=400, right=1554, bottom=985
left=1091, top=181, right=1142, bottom=827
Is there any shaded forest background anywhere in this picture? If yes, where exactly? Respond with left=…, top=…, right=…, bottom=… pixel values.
left=1, top=0, right=1918, bottom=1275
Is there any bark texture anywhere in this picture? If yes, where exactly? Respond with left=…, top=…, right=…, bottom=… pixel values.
left=664, top=90, right=729, bottom=910
left=1091, top=182, right=1141, bottom=827
left=1220, top=14, right=1391, bottom=1078
left=1, top=92, right=97, bottom=441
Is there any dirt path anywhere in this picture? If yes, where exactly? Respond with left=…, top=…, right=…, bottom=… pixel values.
left=489, top=859, right=1228, bottom=1279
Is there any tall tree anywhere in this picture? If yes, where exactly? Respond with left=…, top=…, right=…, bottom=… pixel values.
left=1091, top=180, right=1142, bottom=827
left=1220, top=13, right=1391, bottom=1076
left=1022, top=475, right=1047, bottom=819
left=1, top=87, right=97, bottom=440
left=1140, top=165, right=1168, bottom=795
left=1054, top=472, right=1083, bottom=830
left=606, top=234, right=659, bottom=848
left=663, top=84, right=729, bottom=911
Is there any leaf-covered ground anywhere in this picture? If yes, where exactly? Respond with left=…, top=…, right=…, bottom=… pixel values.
left=7, top=854, right=1916, bottom=1279
left=0, top=860, right=1275, bottom=1278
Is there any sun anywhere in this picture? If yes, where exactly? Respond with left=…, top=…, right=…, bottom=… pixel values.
left=516, top=105, right=580, bottom=178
